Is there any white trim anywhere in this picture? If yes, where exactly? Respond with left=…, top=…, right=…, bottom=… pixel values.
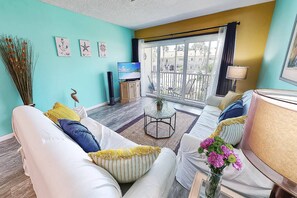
left=0, top=133, right=14, bottom=142
left=85, top=97, right=120, bottom=111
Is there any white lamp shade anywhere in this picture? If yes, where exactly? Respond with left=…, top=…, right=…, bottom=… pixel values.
left=226, top=66, right=248, bottom=80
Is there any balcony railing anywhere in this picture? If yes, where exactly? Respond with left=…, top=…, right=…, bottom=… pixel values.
left=149, top=72, right=211, bottom=103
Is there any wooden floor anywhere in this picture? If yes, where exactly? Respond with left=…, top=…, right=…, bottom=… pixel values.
left=0, top=138, right=35, bottom=198
left=0, top=97, right=202, bottom=198
left=88, top=97, right=202, bottom=131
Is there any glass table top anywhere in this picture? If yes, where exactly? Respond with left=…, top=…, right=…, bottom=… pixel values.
left=144, top=103, right=176, bottom=119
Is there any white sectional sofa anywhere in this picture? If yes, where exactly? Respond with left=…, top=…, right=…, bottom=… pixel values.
left=176, top=90, right=274, bottom=197
left=12, top=106, right=177, bottom=198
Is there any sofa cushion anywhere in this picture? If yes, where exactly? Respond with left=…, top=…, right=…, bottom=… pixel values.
left=58, top=119, right=101, bottom=152
left=88, top=146, right=161, bottom=183
left=45, top=102, right=80, bottom=124
left=210, top=115, right=247, bottom=145
left=189, top=111, right=218, bottom=139
left=218, top=91, right=243, bottom=110
left=218, top=100, right=243, bottom=122
left=203, top=105, right=222, bottom=117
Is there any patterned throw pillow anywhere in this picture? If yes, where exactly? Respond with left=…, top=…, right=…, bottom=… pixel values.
left=218, top=100, right=243, bottom=122
left=45, top=102, right=80, bottom=124
left=210, top=115, right=247, bottom=146
left=58, top=119, right=101, bottom=153
left=218, top=91, right=243, bottom=110
left=88, top=146, right=161, bottom=183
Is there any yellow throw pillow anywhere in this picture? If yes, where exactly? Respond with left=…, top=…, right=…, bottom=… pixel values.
left=218, top=91, right=243, bottom=110
left=88, top=146, right=161, bottom=183
left=210, top=115, right=247, bottom=145
left=45, top=102, right=80, bottom=124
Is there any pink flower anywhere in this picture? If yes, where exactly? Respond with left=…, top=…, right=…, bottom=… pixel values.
left=200, top=138, right=214, bottom=149
left=221, top=145, right=232, bottom=159
left=208, top=152, right=224, bottom=168
left=232, top=155, right=243, bottom=170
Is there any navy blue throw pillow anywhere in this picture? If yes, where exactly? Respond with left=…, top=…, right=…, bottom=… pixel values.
left=58, top=119, right=101, bottom=152
left=218, top=100, right=243, bottom=122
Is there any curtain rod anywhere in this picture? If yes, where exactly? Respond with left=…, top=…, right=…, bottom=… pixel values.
left=145, top=31, right=218, bottom=43
left=139, top=21, right=240, bottom=40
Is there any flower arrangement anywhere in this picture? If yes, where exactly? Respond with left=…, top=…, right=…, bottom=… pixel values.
left=198, top=136, right=242, bottom=197
left=0, top=35, right=36, bottom=105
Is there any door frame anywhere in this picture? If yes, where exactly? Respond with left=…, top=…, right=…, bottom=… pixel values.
left=143, top=34, right=219, bottom=103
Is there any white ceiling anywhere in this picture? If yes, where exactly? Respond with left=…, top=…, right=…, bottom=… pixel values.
left=41, top=0, right=273, bottom=30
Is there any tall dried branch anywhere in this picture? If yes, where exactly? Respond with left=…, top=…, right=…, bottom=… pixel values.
left=0, top=35, right=36, bottom=105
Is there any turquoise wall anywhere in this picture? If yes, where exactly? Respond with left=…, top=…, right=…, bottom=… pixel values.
left=257, top=0, right=297, bottom=90
left=0, top=0, right=134, bottom=136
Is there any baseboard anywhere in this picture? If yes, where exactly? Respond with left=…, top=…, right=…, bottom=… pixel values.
left=0, top=133, right=14, bottom=142
left=85, top=102, right=108, bottom=111
left=85, top=97, right=120, bottom=111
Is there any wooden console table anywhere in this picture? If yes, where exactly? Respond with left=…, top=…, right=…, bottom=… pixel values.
left=120, top=80, right=141, bottom=104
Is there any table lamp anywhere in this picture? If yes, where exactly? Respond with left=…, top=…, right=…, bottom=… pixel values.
left=226, top=66, right=248, bottom=91
left=240, top=89, right=297, bottom=197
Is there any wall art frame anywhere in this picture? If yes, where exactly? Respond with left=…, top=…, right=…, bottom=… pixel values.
left=55, top=36, right=71, bottom=57
left=79, top=39, right=91, bottom=57
left=98, top=42, right=107, bottom=57
left=280, top=15, right=297, bottom=85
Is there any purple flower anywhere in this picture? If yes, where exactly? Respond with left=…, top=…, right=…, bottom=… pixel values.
left=208, top=152, right=225, bottom=168
left=200, top=138, right=214, bottom=149
left=221, top=145, right=232, bottom=159
left=232, top=154, right=243, bottom=170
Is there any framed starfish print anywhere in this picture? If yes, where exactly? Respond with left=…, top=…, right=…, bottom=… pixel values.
left=79, top=39, right=91, bottom=57
left=55, top=37, right=71, bottom=57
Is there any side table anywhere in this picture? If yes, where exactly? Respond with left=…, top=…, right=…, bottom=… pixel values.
left=144, top=104, right=176, bottom=139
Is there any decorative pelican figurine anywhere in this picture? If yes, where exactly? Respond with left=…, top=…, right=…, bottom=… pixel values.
left=71, top=88, right=79, bottom=107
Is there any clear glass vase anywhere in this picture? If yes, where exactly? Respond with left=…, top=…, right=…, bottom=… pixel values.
left=205, top=171, right=222, bottom=198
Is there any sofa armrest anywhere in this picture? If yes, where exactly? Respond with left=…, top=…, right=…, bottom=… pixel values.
left=123, top=148, right=177, bottom=198
left=205, top=95, right=223, bottom=107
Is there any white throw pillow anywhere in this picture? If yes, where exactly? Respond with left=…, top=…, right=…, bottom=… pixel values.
left=81, top=117, right=103, bottom=144
left=73, top=106, right=88, bottom=119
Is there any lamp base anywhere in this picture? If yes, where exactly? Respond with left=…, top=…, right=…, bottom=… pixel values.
left=270, top=185, right=295, bottom=198
left=231, top=80, right=237, bottom=92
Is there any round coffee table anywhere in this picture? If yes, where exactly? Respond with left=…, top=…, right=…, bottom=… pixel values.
left=144, top=104, right=176, bottom=139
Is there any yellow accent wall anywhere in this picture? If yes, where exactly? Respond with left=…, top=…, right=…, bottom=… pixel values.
left=135, top=2, right=275, bottom=93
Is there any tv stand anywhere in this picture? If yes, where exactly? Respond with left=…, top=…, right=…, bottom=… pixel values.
left=120, top=80, right=141, bottom=104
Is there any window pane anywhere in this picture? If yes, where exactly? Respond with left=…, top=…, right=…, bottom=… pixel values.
left=160, top=45, right=176, bottom=72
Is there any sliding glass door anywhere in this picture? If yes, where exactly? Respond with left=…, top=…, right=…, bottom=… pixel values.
left=142, top=34, right=220, bottom=104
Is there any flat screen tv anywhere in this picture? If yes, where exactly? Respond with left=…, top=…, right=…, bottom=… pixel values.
left=118, top=62, right=141, bottom=80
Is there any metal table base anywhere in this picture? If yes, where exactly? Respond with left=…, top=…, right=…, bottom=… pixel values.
left=144, top=112, right=176, bottom=139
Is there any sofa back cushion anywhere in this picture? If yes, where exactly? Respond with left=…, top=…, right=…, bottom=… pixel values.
left=218, top=100, right=243, bottom=122
left=242, top=90, right=253, bottom=115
